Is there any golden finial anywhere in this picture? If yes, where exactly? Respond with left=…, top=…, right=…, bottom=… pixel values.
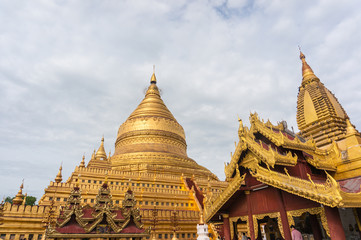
left=80, top=154, right=85, bottom=167
left=199, top=210, right=204, bottom=224
left=55, top=163, right=63, bottom=183
left=13, top=180, right=25, bottom=205
left=150, top=65, right=157, bottom=84
left=299, top=49, right=317, bottom=82
left=95, top=136, right=107, bottom=160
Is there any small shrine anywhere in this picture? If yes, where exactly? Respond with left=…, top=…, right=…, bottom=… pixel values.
left=45, top=177, right=150, bottom=239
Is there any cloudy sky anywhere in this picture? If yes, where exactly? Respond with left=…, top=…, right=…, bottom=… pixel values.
left=1, top=0, right=361, bottom=200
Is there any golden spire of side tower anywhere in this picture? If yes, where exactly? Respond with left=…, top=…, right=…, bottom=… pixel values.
left=13, top=180, right=24, bottom=205
left=55, top=163, right=63, bottom=183
left=299, top=51, right=318, bottom=85
left=296, top=51, right=348, bottom=148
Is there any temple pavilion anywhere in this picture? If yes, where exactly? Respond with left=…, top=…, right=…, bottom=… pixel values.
left=204, top=52, right=361, bottom=240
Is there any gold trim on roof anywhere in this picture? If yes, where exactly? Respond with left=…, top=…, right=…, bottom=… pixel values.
left=204, top=170, right=245, bottom=222
left=248, top=163, right=342, bottom=208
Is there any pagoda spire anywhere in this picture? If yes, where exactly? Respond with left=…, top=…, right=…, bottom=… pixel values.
left=95, top=137, right=107, bottom=160
left=299, top=51, right=318, bottom=85
left=79, top=154, right=85, bottom=168
left=55, top=164, right=63, bottom=183
left=13, top=180, right=24, bottom=205
left=150, top=65, right=157, bottom=84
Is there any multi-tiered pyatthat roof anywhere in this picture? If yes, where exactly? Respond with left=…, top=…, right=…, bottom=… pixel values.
left=111, top=72, right=218, bottom=180
left=296, top=52, right=349, bottom=148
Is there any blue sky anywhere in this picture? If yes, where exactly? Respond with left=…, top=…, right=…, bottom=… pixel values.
left=0, top=0, right=361, bottom=199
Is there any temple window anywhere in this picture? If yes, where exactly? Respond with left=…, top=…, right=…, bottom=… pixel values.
left=191, top=203, right=193, bottom=206
left=37, top=235, right=42, bottom=240
left=139, top=201, right=142, bottom=205
left=164, top=234, right=168, bottom=239
left=29, top=234, right=34, bottom=240
left=137, top=183, right=140, bottom=186
left=132, top=183, right=135, bottom=186
left=99, top=181, right=102, bottom=184
left=49, top=197, right=53, bottom=201
left=10, top=234, right=15, bottom=240
left=187, top=233, right=191, bottom=238
left=91, top=199, right=94, bottom=203
left=176, top=234, right=179, bottom=238
left=193, top=233, right=196, bottom=238
left=84, top=199, right=87, bottom=203
left=93, top=180, right=96, bottom=183
left=161, top=202, right=164, bottom=206
left=158, top=234, right=162, bottom=239
left=156, top=202, right=159, bottom=205
left=166, top=185, right=169, bottom=188
left=88, top=180, right=91, bottom=183
left=181, top=203, right=184, bottom=206
left=20, top=235, right=25, bottom=240
left=116, top=182, right=119, bottom=185
left=0, top=234, right=5, bottom=239
left=110, top=181, right=113, bottom=184
left=166, top=202, right=169, bottom=206
left=142, top=183, right=145, bottom=186
left=181, top=233, right=185, bottom=238
left=56, top=198, right=60, bottom=201
left=116, top=200, right=119, bottom=204
left=171, top=203, right=174, bottom=206
left=63, top=198, right=67, bottom=201
left=162, top=185, right=164, bottom=188
left=82, top=180, right=85, bottom=183
left=145, top=201, right=148, bottom=205
left=147, top=184, right=150, bottom=187
left=186, top=203, right=188, bottom=207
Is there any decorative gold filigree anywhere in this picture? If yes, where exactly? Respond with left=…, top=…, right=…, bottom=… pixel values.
left=249, top=164, right=342, bottom=208
left=229, top=215, right=250, bottom=239
left=286, top=207, right=330, bottom=237
left=252, top=212, right=284, bottom=239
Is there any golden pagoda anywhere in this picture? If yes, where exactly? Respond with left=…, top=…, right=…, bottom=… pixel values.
left=296, top=51, right=361, bottom=180
left=0, top=71, right=227, bottom=240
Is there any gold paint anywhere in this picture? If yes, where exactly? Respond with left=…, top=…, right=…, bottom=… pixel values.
left=287, top=207, right=330, bottom=237
left=252, top=212, right=284, bottom=239
left=230, top=216, right=250, bottom=239
left=303, top=90, right=318, bottom=125
left=54, top=164, right=62, bottom=183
